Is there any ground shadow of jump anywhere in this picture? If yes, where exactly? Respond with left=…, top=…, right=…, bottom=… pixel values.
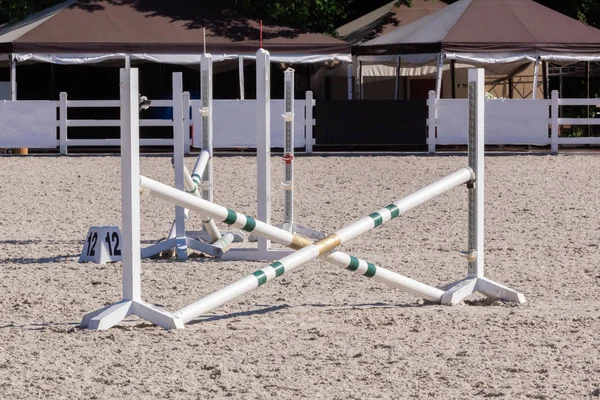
left=188, top=304, right=291, bottom=325
left=188, top=301, right=434, bottom=325
left=2, top=255, right=80, bottom=264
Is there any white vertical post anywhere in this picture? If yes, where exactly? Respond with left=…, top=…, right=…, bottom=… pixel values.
left=467, top=69, right=485, bottom=278
left=183, top=91, right=191, bottom=154
left=120, top=67, right=142, bottom=301
left=59, top=92, right=68, bottom=155
left=125, top=55, right=131, bottom=69
left=551, top=90, right=559, bottom=154
left=435, top=54, right=445, bottom=100
left=428, top=90, right=436, bottom=154
left=10, top=55, right=16, bottom=100
left=532, top=56, right=540, bottom=99
left=200, top=54, right=214, bottom=203
left=172, top=72, right=187, bottom=260
left=305, top=91, right=314, bottom=154
left=282, top=68, right=295, bottom=232
left=347, top=63, right=353, bottom=100
left=256, top=49, right=271, bottom=253
left=238, top=56, right=245, bottom=100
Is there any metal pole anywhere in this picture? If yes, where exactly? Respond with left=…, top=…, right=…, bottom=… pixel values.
left=586, top=61, right=591, bottom=136
left=238, top=56, right=245, bottom=100
left=542, top=61, right=549, bottom=99
left=394, top=56, right=400, bottom=100
left=532, top=56, right=540, bottom=99
left=358, top=60, right=363, bottom=100
left=347, top=63, right=353, bottom=100
left=451, top=60, right=456, bottom=99
left=467, top=69, right=485, bottom=278
left=282, top=68, right=295, bottom=232
left=10, top=54, right=16, bottom=100
left=435, top=53, right=445, bottom=100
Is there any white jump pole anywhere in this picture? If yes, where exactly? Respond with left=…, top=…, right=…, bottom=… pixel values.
left=139, top=169, right=472, bottom=316
left=139, top=169, right=470, bottom=323
left=82, top=68, right=183, bottom=330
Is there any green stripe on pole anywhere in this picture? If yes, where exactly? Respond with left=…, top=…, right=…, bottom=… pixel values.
left=364, top=263, right=377, bottom=278
left=252, top=270, right=268, bottom=286
left=187, top=186, right=197, bottom=195
left=385, top=204, right=400, bottom=219
left=347, top=256, right=360, bottom=271
left=191, top=174, right=201, bottom=184
left=369, top=212, right=383, bottom=228
left=224, top=209, right=237, bottom=225
left=271, top=261, right=285, bottom=277
left=242, top=216, right=257, bottom=232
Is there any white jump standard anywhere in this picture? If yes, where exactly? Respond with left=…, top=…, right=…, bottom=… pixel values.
left=81, top=65, right=524, bottom=331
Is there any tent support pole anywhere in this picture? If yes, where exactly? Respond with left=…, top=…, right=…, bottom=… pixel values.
left=358, top=60, right=363, bottom=100
left=394, top=56, right=400, bottom=100
left=347, top=63, right=353, bottom=100
left=10, top=54, right=16, bottom=100
left=451, top=59, right=456, bottom=99
left=238, top=56, right=245, bottom=100
left=532, top=56, right=540, bottom=99
left=542, top=61, right=548, bottom=99
left=435, top=53, right=444, bottom=100
left=125, top=55, right=131, bottom=69
left=586, top=61, right=591, bottom=135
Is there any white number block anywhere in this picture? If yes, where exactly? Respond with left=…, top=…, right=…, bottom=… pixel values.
left=79, top=226, right=123, bottom=264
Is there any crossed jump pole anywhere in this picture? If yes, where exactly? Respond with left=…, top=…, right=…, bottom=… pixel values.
left=81, top=65, right=525, bottom=331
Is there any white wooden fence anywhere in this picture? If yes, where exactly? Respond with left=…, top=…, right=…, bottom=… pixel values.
left=1, top=89, right=598, bottom=154
left=428, top=90, right=600, bottom=154
left=0, top=90, right=316, bottom=154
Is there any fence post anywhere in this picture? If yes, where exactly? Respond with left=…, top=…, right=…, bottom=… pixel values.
left=182, top=91, right=191, bottom=155
left=305, top=91, right=314, bottom=154
left=59, top=92, right=67, bottom=155
left=428, top=90, right=436, bottom=154
left=551, top=90, right=559, bottom=154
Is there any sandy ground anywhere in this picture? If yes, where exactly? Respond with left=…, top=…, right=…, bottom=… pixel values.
left=0, top=153, right=599, bottom=399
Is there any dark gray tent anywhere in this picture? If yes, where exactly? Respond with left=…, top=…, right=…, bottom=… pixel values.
left=353, top=0, right=600, bottom=98
left=0, top=0, right=351, bottom=100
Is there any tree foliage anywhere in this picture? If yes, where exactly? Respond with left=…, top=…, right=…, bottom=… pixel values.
left=233, top=0, right=413, bottom=34
left=0, top=0, right=63, bottom=24
left=0, top=0, right=598, bottom=33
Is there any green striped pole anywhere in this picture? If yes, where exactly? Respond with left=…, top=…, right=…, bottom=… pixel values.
left=141, top=167, right=472, bottom=323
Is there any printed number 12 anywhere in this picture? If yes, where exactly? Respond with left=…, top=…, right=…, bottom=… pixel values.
left=105, top=232, right=122, bottom=257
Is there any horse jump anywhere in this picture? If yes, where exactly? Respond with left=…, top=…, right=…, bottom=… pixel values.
left=142, top=51, right=316, bottom=261
left=81, top=58, right=525, bottom=330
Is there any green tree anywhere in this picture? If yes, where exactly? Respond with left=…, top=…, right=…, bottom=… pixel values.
left=0, top=0, right=63, bottom=24
left=233, top=0, right=414, bottom=34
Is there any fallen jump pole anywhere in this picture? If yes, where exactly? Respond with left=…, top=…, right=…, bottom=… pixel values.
left=140, top=169, right=471, bottom=314
left=140, top=168, right=471, bottom=323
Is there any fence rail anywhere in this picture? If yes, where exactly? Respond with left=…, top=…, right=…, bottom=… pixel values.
left=427, top=89, right=600, bottom=154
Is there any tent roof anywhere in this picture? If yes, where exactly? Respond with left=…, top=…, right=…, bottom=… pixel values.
left=336, top=0, right=447, bottom=45
left=354, top=0, right=600, bottom=58
left=0, top=0, right=350, bottom=63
